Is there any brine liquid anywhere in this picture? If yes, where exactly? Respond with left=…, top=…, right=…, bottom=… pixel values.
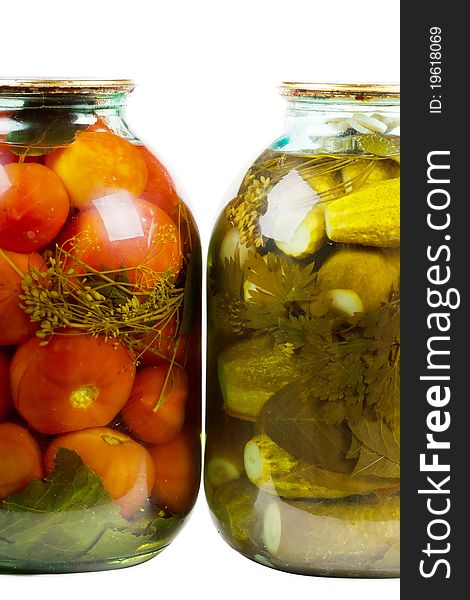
left=205, top=150, right=400, bottom=577
left=0, top=121, right=201, bottom=574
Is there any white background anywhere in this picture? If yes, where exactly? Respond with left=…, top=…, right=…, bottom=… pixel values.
left=1, top=1, right=400, bottom=598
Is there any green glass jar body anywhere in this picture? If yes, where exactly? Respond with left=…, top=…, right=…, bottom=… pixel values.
left=205, top=83, right=400, bottom=577
left=0, top=79, right=201, bottom=573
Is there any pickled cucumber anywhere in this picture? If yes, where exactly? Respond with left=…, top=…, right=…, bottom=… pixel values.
left=342, top=159, right=399, bottom=193
left=209, top=479, right=260, bottom=545
left=262, top=496, right=400, bottom=572
left=244, top=435, right=399, bottom=499
left=244, top=435, right=350, bottom=499
left=325, top=178, right=400, bottom=247
left=218, top=337, right=300, bottom=420
left=317, top=248, right=399, bottom=312
left=205, top=420, right=254, bottom=488
left=305, top=171, right=342, bottom=198
left=206, top=457, right=242, bottom=488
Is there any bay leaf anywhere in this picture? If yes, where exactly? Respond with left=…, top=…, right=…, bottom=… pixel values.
left=348, top=413, right=400, bottom=464
left=259, top=377, right=353, bottom=473
left=352, top=445, right=400, bottom=479
left=346, top=434, right=362, bottom=460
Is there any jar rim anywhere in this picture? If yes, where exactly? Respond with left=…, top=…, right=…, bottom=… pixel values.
left=0, top=78, right=135, bottom=95
left=280, top=82, right=400, bottom=100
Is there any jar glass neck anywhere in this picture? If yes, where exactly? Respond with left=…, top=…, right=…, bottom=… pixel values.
left=0, top=93, right=132, bottom=144
left=278, top=96, right=400, bottom=153
left=0, top=92, right=127, bottom=112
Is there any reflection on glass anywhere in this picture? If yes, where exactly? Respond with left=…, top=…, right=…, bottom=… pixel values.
left=93, top=191, right=145, bottom=241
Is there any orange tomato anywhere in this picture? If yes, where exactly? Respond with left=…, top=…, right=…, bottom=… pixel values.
left=0, top=163, right=70, bottom=253
left=45, top=131, right=148, bottom=209
left=122, top=365, right=188, bottom=445
left=60, top=197, right=183, bottom=287
left=0, top=351, right=11, bottom=421
left=45, top=427, right=155, bottom=517
left=139, top=316, right=189, bottom=367
left=0, top=249, right=45, bottom=346
left=0, top=422, right=43, bottom=500
left=149, top=430, right=198, bottom=515
left=138, top=146, right=180, bottom=218
left=10, top=332, right=136, bottom=434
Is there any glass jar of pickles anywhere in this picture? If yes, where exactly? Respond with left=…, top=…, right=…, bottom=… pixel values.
left=0, top=79, right=201, bottom=573
left=205, top=83, right=400, bottom=577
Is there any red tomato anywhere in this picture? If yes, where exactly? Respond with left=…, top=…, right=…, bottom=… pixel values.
left=122, top=364, right=188, bottom=445
left=138, top=146, right=180, bottom=218
left=139, top=316, right=189, bottom=367
left=0, top=249, right=45, bottom=346
left=60, top=197, right=183, bottom=288
left=0, top=163, right=70, bottom=252
left=45, top=427, right=155, bottom=517
left=10, top=332, right=136, bottom=434
left=149, top=429, right=198, bottom=515
left=0, top=422, right=43, bottom=500
left=0, top=351, right=11, bottom=421
left=45, top=131, right=148, bottom=209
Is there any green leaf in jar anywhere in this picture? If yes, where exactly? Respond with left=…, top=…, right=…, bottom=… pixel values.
left=274, top=314, right=369, bottom=420
left=346, top=412, right=400, bottom=479
left=6, top=108, right=89, bottom=156
left=0, top=448, right=182, bottom=567
left=270, top=300, right=399, bottom=427
left=243, top=253, right=320, bottom=332
left=245, top=252, right=318, bottom=305
left=83, top=512, right=181, bottom=562
left=348, top=436, right=400, bottom=479
left=348, top=412, right=400, bottom=464
left=259, top=377, right=353, bottom=473
left=211, top=251, right=320, bottom=336
left=2, top=447, right=113, bottom=513
left=356, top=133, right=400, bottom=157
left=359, top=299, right=400, bottom=428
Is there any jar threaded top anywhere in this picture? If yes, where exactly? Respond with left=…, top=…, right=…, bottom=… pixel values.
left=0, top=78, right=134, bottom=95
left=280, top=82, right=400, bottom=100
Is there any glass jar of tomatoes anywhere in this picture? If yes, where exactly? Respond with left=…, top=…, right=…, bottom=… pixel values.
left=0, top=79, right=201, bottom=573
left=205, top=83, right=400, bottom=577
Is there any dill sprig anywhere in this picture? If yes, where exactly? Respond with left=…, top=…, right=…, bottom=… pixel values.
left=223, top=152, right=382, bottom=248
left=19, top=240, right=185, bottom=361
left=225, top=174, right=271, bottom=248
